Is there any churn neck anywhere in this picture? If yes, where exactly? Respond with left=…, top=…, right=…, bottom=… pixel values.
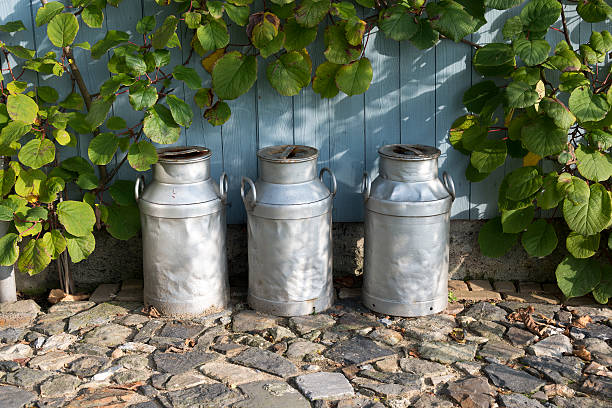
left=378, top=144, right=441, bottom=182
left=257, top=145, right=318, bottom=184
left=153, top=146, right=212, bottom=184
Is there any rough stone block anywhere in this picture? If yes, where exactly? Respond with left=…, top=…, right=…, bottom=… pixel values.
left=294, top=372, right=354, bottom=401
left=519, top=282, right=543, bottom=294
left=448, top=280, right=468, bottom=292
left=468, top=280, right=493, bottom=291
left=89, top=284, right=121, bottom=303
left=493, top=281, right=516, bottom=293
left=453, top=290, right=501, bottom=301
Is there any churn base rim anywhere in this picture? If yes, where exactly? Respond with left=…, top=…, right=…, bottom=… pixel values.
left=361, top=292, right=447, bottom=317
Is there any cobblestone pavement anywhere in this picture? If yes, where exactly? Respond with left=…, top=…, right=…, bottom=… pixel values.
left=0, top=280, right=611, bottom=408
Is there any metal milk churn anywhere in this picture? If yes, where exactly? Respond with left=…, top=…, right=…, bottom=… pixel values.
left=241, top=145, right=337, bottom=316
left=361, top=144, right=455, bottom=317
left=135, top=146, right=229, bottom=316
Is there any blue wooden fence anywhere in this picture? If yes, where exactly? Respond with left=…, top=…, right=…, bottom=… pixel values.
left=0, top=0, right=598, bottom=223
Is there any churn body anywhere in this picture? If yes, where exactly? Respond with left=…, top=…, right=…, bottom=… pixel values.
left=136, top=147, right=229, bottom=316
left=242, top=145, right=337, bottom=316
left=362, top=144, right=455, bottom=317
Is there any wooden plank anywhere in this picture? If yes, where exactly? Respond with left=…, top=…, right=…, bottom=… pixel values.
left=365, top=28, right=400, bottom=180
left=256, top=59, right=294, bottom=148
left=1, top=0, right=38, bottom=89
left=435, top=40, right=472, bottom=219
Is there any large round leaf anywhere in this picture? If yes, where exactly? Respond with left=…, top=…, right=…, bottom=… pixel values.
left=566, top=231, right=600, bottom=259
left=212, top=52, right=257, bottom=100
left=104, top=204, right=140, bottom=240
left=57, top=201, right=96, bottom=237
left=18, top=139, right=56, bottom=169
left=473, top=43, right=516, bottom=77
left=504, top=166, right=542, bottom=201
left=556, top=256, right=601, bottom=299
left=563, top=181, right=612, bottom=236
left=47, top=13, right=79, bottom=47
left=266, top=51, right=311, bottom=96
left=18, top=238, right=51, bottom=276
left=313, top=62, right=341, bottom=98
left=379, top=6, right=418, bottom=41
left=295, top=0, right=330, bottom=28
left=504, top=81, right=539, bottom=108
left=335, top=58, right=373, bottom=96
left=425, top=0, right=478, bottom=42
left=143, top=105, right=181, bottom=145
left=196, top=19, right=229, bottom=52
left=166, top=95, right=193, bottom=127
left=463, top=81, right=500, bottom=114
left=521, top=116, right=568, bottom=157
left=514, top=37, right=550, bottom=66
left=478, top=217, right=519, bottom=257
left=577, top=0, right=612, bottom=23
left=0, top=233, right=19, bottom=266
left=128, top=141, right=158, bottom=172
left=540, top=98, right=576, bottom=130
left=7, top=94, right=38, bottom=125
left=501, top=205, right=534, bottom=233
left=36, top=1, right=65, bottom=27
left=520, top=0, right=561, bottom=31
left=88, top=132, right=119, bottom=165
left=323, top=24, right=361, bottom=65
left=204, top=101, right=232, bottom=126
left=65, top=232, right=95, bottom=263
left=470, top=139, right=507, bottom=173
left=575, top=145, right=612, bottom=182
left=521, top=219, right=557, bottom=257
left=569, top=86, right=610, bottom=123
left=284, top=18, right=317, bottom=51
left=485, top=0, right=523, bottom=10
left=593, top=264, right=612, bottom=304
left=41, top=230, right=67, bottom=260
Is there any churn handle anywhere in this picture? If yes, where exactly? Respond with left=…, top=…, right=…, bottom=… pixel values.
left=134, top=175, right=145, bottom=202
left=361, top=172, right=371, bottom=201
left=443, top=171, right=456, bottom=201
left=219, top=172, right=229, bottom=203
left=319, top=167, right=337, bottom=197
left=240, top=177, right=257, bottom=210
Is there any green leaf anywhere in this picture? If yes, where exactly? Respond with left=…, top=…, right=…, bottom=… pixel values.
left=85, top=97, right=114, bottom=131
left=7, top=94, right=38, bottom=125
left=587, top=129, right=612, bottom=150
left=136, top=15, right=156, bottom=34
left=38, top=86, right=59, bottom=103
left=15, top=169, right=46, bottom=200
left=295, top=0, right=330, bottom=28
left=129, top=81, right=158, bottom=111
left=212, top=52, right=257, bottom=100
left=569, top=86, right=610, bottom=123
left=520, top=0, right=561, bottom=31
left=345, top=16, right=366, bottom=46
left=18, top=139, right=55, bottom=169
left=91, top=30, right=129, bottom=59
left=473, top=43, right=516, bottom=77
left=485, top=0, right=523, bottom=10
left=128, top=141, right=158, bottom=172
left=225, top=4, right=250, bottom=26
left=504, top=166, right=542, bottom=201
left=47, top=13, right=79, bottom=47
left=41, top=230, right=66, bottom=260
left=250, top=14, right=279, bottom=49
left=0, top=167, right=17, bottom=197
left=17, top=239, right=51, bottom=276
left=563, top=181, right=612, bottom=236
left=313, top=62, right=341, bottom=98
left=514, top=37, right=550, bottom=66
left=204, top=101, right=232, bottom=126
left=540, top=98, right=575, bottom=130
left=173, top=66, right=202, bottom=90
left=0, top=20, right=26, bottom=33
left=504, top=81, right=539, bottom=108
left=575, top=145, right=612, bottom=182
left=324, top=24, right=361, bottom=65
left=166, top=95, right=193, bottom=127
left=559, top=73, right=589, bottom=93
left=57, top=200, right=96, bottom=237
left=104, top=204, right=140, bottom=240
left=38, top=177, right=65, bottom=203
left=463, top=81, right=500, bottom=114
left=65, top=232, right=95, bottom=263
left=0, top=233, right=19, bottom=266
left=409, top=18, right=439, bottom=50
left=593, top=264, right=612, bottom=304
left=143, top=105, right=181, bottom=144
left=566, top=231, right=600, bottom=259
left=125, top=54, right=147, bottom=76
left=379, top=6, right=418, bottom=42
left=196, top=19, right=229, bottom=52
left=194, top=88, right=213, bottom=109
left=258, top=31, right=285, bottom=59
left=36, top=2, right=65, bottom=27
left=107, top=116, right=126, bottom=130
left=5, top=46, right=35, bottom=60
left=0, top=204, right=14, bottom=221
left=470, top=139, right=507, bottom=173
left=266, top=51, right=311, bottom=96
left=521, top=219, right=557, bottom=257
left=152, top=15, right=178, bottom=49
left=502, top=15, right=523, bottom=40
left=88, top=133, right=119, bottom=165
left=577, top=0, right=612, bottom=23
left=207, top=1, right=225, bottom=18
left=478, top=217, right=518, bottom=257
left=59, top=92, right=84, bottom=110
left=82, top=5, right=104, bottom=28
left=521, top=116, right=568, bottom=157
left=335, top=58, right=372, bottom=96
left=109, top=180, right=136, bottom=206
left=426, top=0, right=478, bottom=42
left=537, top=173, right=564, bottom=209
left=556, top=256, right=601, bottom=299
left=501, top=205, right=534, bottom=233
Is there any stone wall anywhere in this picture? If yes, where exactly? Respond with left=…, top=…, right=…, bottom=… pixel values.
left=15, top=221, right=565, bottom=294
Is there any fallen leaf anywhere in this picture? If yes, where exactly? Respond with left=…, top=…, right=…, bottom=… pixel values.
left=48, top=289, right=65, bottom=304
left=142, top=305, right=161, bottom=318
left=573, top=315, right=592, bottom=329
left=109, top=381, right=144, bottom=391
left=573, top=345, right=592, bottom=361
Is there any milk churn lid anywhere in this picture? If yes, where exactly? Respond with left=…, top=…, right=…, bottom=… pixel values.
left=257, top=145, right=319, bottom=163
left=157, top=146, right=211, bottom=163
left=378, top=144, right=441, bottom=161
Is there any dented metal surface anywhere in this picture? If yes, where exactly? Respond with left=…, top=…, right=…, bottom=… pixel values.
left=242, top=145, right=336, bottom=316
left=362, top=144, right=455, bottom=317
left=137, top=146, right=229, bottom=316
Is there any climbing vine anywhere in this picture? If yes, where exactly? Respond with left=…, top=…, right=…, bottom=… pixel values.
left=450, top=0, right=612, bottom=303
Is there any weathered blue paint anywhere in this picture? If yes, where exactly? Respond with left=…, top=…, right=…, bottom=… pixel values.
left=0, top=1, right=592, bottom=223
